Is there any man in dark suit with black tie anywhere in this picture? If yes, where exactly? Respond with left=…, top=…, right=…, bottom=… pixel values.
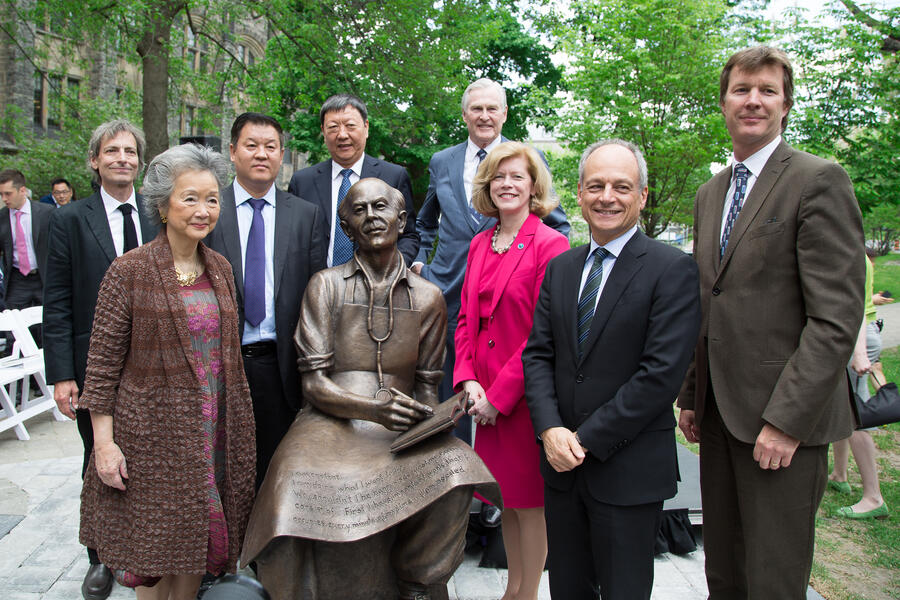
left=0, top=169, right=52, bottom=312
left=43, top=119, right=158, bottom=600
left=523, top=139, right=700, bottom=600
left=206, top=112, right=327, bottom=490
left=413, top=78, right=570, bottom=444
left=677, top=46, right=865, bottom=598
left=287, top=95, right=418, bottom=266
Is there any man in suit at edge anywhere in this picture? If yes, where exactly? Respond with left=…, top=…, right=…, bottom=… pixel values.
left=0, top=169, right=53, bottom=311
left=43, top=119, right=158, bottom=600
left=677, top=46, right=865, bottom=598
left=522, top=139, right=701, bottom=599
left=412, top=77, right=570, bottom=444
left=287, top=94, right=419, bottom=266
left=205, top=112, right=327, bottom=491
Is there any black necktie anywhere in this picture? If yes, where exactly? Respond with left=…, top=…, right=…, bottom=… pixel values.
left=118, top=204, right=138, bottom=254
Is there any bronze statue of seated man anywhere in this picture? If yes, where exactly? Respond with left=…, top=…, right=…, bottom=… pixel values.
left=240, top=178, right=500, bottom=600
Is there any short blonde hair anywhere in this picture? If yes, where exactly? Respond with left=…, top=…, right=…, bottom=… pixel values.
left=471, top=142, right=557, bottom=219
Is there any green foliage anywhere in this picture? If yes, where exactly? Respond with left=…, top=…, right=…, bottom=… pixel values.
left=250, top=0, right=561, bottom=203
left=532, top=0, right=736, bottom=237
left=782, top=3, right=900, bottom=213
left=864, top=203, right=900, bottom=256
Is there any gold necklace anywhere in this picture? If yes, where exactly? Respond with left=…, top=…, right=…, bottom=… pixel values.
left=175, top=262, right=201, bottom=286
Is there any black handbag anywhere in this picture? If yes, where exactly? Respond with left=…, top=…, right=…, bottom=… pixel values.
left=851, top=372, right=900, bottom=429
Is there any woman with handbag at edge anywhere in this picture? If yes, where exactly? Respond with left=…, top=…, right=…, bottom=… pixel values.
left=454, top=141, right=570, bottom=600
left=77, top=144, right=256, bottom=599
left=828, top=247, right=891, bottom=519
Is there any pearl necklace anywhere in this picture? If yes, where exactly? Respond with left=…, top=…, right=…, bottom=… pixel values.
left=491, top=225, right=519, bottom=254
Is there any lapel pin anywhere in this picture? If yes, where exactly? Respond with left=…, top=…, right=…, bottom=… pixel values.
left=517, top=243, right=524, bottom=250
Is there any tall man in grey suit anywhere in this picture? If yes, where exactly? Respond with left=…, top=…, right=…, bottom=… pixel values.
left=206, top=112, right=327, bottom=490
left=43, top=120, right=158, bottom=600
left=288, top=94, right=418, bottom=266
left=412, top=77, right=569, bottom=442
left=523, top=140, right=700, bottom=599
left=0, top=169, right=52, bottom=311
left=677, top=46, right=865, bottom=598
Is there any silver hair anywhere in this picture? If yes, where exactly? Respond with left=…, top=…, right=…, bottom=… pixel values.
left=461, top=78, right=507, bottom=111
left=87, top=119, right=147, bottom=184
left=141, top=144, right=230, bottom=227
left=578, top=139, right=649, bottom=190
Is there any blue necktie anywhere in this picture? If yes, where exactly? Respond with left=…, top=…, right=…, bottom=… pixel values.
left=577, top=247, right=610, bottom=357
left=720, top=163, right=750, bottom=259
left=333, top=168, right=355, bottom=265
left=244, top=198, right=267, bottom=327
left=470, top=149, right=487, bottom=223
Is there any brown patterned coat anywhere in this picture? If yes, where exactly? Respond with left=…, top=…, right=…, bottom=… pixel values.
left=79, top=230, right=256, bottom=576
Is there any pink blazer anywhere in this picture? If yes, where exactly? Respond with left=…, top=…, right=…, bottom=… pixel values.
left=454, top=213, right=569, bottom=414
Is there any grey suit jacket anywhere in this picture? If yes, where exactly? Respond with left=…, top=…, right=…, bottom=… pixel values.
left=287, top=154, right=419, bottom=265
left=0, top=200, right=53, bottom=284
left=678, top=140, right=865, bottom=445
left=43, top=192, right=158, bottom=387
left=415, top=138, right=570, bottom=331
left=204, top=183, right=327, bottom=411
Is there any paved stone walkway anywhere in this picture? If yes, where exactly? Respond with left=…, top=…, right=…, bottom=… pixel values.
left=0, top=414, right=711, bottom=599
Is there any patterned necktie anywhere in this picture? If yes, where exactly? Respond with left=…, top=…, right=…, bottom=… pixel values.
left=14, top=210, right=31, bottom=275
left=577, top=247, right=610, bottom=356
left=720, top=163, right=750, bottom=259
left=118, top=204, right=138, bottom=254
left=244, top=198, right=267, bottom=327
left=332, top=168, right=355, bottom=265
left=470, top=149, right=488, bottom=222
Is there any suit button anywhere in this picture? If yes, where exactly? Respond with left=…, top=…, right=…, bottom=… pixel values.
left=489, top=315, right=494, bottom=323
left=576, top=374, right=584, bottom=383
left=712, top=287, right=721, bottom=296
left=488, top=340, right=495, bottom=348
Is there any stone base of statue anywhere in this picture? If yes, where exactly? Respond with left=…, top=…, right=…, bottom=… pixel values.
left=240, top=408, right=501, bottom=600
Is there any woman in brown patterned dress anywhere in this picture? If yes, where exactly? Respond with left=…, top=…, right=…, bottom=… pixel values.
left=78, top=144, right=255, bottom=600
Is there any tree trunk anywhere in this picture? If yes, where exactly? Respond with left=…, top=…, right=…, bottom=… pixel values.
left=137, top=1, right=184, bottom=163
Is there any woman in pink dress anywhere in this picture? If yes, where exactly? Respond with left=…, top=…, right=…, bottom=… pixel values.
left=454, top=141, right=569, bottom=600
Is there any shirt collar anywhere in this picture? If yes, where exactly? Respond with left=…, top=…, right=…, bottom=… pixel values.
left=588, top=224, right=638, bottom=260
left=466, top=136, right=502, bottom=161
left=341, top=251, right=411, bottom=284
left=233, top=179, right=277, bottom=207
left=13, top=200, right=31, bottom=216
left=730, top=135, right=781, bottom=180
left=332, top=155, right=366, bottom=180
left=100, top=185, right=137, bottom=217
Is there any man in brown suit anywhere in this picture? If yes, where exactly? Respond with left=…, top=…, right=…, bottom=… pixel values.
left=677, top=46, right=865, bottom=598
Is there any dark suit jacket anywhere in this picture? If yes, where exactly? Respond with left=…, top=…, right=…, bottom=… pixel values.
left=43, top=192, right=158, bottom=388
left=416, top=138, right=570, bottom=331
left=287, top=154, right=419, bottom=265
left=204, top=184, right=327, bottom=411
left=0, top=200, right=53, bottom=284
left=524, top=231, right=700, bottom=506
left=678, top=141, right=865, bottom=445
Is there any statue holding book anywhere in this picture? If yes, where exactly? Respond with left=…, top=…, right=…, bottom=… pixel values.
left=240, top=178, right=500, bottom=600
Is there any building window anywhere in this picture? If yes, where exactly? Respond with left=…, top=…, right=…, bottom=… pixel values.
left=33, top=71, right=44, bottom=127
left=47, top=74, right=62, bottom=128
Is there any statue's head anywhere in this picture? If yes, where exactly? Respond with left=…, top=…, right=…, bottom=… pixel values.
left=338, top=178, right=408, bottom=253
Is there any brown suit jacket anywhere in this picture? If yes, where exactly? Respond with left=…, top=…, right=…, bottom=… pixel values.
left=78, top=231, right=256, bottom=574
left=678, top=140, right=864, bottom=446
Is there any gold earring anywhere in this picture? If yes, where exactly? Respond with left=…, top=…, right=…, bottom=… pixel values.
left=161, top=215, right=167, bottom=223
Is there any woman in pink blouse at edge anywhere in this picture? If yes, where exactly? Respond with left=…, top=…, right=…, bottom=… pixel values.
left=455, top=141, right=570, bottom=600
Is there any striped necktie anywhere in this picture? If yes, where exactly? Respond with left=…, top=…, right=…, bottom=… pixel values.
left=577, top=247, right=610, bottom=356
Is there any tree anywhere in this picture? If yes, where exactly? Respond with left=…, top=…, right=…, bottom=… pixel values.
left=864, top=202, right=900, bottom=255
left=534, top=0, right=736, bottom=237
left=249, top=0, right=561, bottom=202
left=838, top=0, right=900, bottom=53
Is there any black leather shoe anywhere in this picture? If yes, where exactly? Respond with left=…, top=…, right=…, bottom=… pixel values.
left=82, top=563, right=113, bottom=600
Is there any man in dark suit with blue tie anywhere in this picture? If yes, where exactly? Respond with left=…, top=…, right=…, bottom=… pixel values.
left=43, top=119, right=158, bottom=600
left=287, top=95, right=418, bottom=266
left=523, top=140, right=700, bottom=600
left=205, top=112, right=327, bottom=490
left=412, top=78, right=569, bottom=443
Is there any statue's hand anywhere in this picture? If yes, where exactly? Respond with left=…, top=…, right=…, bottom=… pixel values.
left=373, top=387, right=434, bottom=431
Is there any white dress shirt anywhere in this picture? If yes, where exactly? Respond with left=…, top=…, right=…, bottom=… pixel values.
left=234, top=180, right=277, bottom=343
left=719, top=135, right=782, bottom=240
left=578, top=225, right=639, bottom=313
left=100, top=187, right=142, bottom=257
left=463, top=136, right=502, bottom=204
left=328, top=155, right=365, bottom=267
